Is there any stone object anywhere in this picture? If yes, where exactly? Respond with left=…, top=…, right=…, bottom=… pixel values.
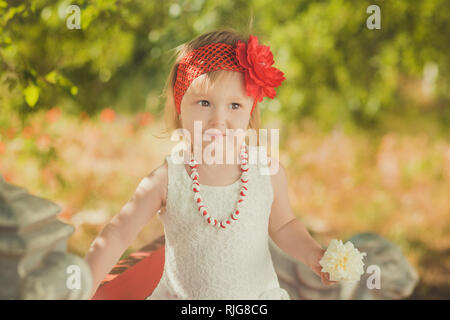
left=0, top=175, right=92, bottom=299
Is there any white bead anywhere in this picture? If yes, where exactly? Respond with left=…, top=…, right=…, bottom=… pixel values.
left=194, top=192, right=201, bottom=202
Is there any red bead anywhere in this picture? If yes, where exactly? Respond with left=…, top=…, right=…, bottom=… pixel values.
left=203, top=210, right=208, bottom=216
left=235, top=210, right=240, bottom=215
left=193, top=188, right=199, bottom=192
left=242, top=186, right=248, bottom=190
left=197, top=198, right=201, bottom=203
left=238, top=199, right=243, bottom=203
left=226, top=220, right=230, bottom=224
left=240, top=191, right=246, bottom=196
left=220, top=222, right=226, bottom=229
left=241, top=179, right=248, bottom=183
left=193, top=176, right=198, bottom=180
left=231, top=215, right=238, bottom=220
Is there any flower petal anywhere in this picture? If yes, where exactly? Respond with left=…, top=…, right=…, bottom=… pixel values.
left=248, top=67, right=266, bottom=87
left=236, top=40, right=250, bottom=68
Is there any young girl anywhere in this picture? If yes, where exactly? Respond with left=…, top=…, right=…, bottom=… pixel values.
left=85, top=28, right=336, bottom=300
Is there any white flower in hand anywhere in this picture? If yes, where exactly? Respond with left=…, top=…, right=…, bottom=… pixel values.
left=319, top=239, right=367, bottom=282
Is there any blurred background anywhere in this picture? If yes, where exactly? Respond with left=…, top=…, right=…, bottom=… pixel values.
left=0, top=0, right=448, bottom=299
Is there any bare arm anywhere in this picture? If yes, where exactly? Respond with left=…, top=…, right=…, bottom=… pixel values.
left=268, top=159, right=336, bottom=285
left=268, top=160, right=321, bottom=265
left=84, top=161, right=168, bottom=298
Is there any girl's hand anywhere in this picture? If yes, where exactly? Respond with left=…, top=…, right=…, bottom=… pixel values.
left=308, top=248, right=338, bottom=286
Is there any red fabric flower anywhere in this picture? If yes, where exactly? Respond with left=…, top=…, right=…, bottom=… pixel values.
left=236, top=35, right=285, bottom=105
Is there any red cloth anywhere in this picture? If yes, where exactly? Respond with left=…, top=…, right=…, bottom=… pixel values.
left=91, top=245, right=165, bottom=300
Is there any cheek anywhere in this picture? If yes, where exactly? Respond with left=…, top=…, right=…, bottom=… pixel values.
left=234, top=111, right=252, bottom=129
left=181, top=116, right=207, bottom=140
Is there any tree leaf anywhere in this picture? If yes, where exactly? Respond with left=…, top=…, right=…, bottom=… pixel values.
left=70, top=86, right=78, bottom=96
left=45, top=71, right=58, bottom=84
left=23, top=84, right=40, bottom=107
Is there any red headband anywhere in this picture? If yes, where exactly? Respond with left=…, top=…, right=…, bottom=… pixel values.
left=174, top=35, right=285, bottom=115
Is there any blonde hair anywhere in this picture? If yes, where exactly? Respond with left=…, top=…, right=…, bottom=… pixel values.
left=160, top=28, right=261, bottom=142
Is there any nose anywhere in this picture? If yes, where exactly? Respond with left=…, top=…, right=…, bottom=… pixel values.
left=208, top=105, right=228, bottom=130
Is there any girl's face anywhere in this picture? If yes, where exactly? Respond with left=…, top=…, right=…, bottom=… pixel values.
left=179, top=71, right=254, bottom=162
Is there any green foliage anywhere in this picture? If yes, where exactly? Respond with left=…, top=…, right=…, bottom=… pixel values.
left=0, top=0, right=448, bottom=133
left=256, top=0, right=449, bottom=131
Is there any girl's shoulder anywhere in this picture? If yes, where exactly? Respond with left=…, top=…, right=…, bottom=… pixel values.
left=265, top=157, right=287, bottom=197
left=254, top=155, right=283, bottom=177
left=143, top=158, right=168, bottom=208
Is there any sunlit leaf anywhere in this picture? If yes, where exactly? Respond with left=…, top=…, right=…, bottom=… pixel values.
left=70, top=86, right=78, bottom=96
left=23, top=84, right=40, bottom=107
left=45, top=71, right=58, bottom=84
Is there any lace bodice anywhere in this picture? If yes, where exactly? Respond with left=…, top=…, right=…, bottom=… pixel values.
left=146, top=153, right=290, bottom=300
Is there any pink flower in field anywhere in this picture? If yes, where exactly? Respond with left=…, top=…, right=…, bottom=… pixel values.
left=100, top=108, right=116, bottom=123
left=2, top=171, right=13, bottom=183
left=137, top=112, right=154, bottom=127
left=0, top=127, right=16, bottom=140
left=45, top=107, right=61, bottom=123
left=22, top=125, right=35, bottom=139
left=58, top=207, right=76, bottom=221
left=37, top=134, right=52, bottom=151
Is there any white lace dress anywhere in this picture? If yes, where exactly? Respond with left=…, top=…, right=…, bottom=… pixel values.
left=146, top=153, right=290, bottom=300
